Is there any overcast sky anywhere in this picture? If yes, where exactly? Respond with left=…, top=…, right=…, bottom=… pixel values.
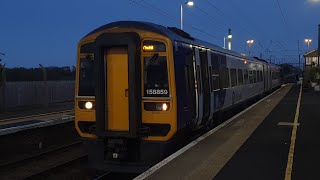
left=0, top=0, right=319, bottom=67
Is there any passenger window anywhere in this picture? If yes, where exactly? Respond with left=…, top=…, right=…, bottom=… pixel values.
left=238, top=69, right=243, bottom=85
left=244, top=70, right=248, bottom=84
left=220, top=68, right=229, bottom=88
left=230, top=68, right=237, bottom=87
left=211, top=53, right=220, bottom=90
left=249, top=71, right=253, bottom=84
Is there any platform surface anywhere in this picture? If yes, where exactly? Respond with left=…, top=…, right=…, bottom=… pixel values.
left=0, top=103, right=74, bottom=135
left=136, top=83, right=320, bottom=180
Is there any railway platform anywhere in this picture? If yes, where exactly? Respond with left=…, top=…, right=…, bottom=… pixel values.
left=0, top=102, right=74, bottom=136
left=135, top=83, right=320, bottom=180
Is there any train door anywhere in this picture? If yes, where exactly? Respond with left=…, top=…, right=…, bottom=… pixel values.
left=207, top=52, right=215, bottom=121
left=263, top=65, right=267, bottom=91
left=106, top=47, right=129, bottom=131
left=194, top=48, right=203, bottom=126
left=200, top=49, right=210, bottom=125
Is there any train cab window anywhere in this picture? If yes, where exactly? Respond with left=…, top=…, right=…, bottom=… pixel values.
left=144, top=55, right=169, bottom=97
left=238, top=69, right=243, bottom=85
left=230, top=68, right=237, bottom=87
left=244, top=70, right=249, bottom=84
left=78, top=57, right=95, bottom=96
left=220, top=68, right=229, bottom=88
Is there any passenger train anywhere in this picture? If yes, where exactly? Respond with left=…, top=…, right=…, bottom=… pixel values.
left=75, top=21, right=282, bottom=173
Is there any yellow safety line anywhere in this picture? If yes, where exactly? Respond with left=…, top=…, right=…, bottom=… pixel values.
left=0, top=109, right=74, bottom=123
left=284, top=84, right=302, bottom=180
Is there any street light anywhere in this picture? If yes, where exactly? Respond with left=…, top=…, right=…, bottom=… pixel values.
left=227, top=29, right=232, bottom=50
left=180, top=1, right=194, bottom=30
left=246, top=40, right=254, bottom=55
left=304, top=39, right=312, bottom=49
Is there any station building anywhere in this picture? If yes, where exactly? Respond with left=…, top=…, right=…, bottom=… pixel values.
left=304, top=49, right=319, bottom=69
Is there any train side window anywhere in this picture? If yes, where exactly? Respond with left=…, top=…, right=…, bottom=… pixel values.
left=257, top=70, right=260, bottom=82
left=248, top=71, right=253, bottom=84
left=260, top=71, right=263, bottom=82
left=253, top=70, right=257, bottom=83
left=212, top=69, right=220, bottom=90
left=244, top=70, right=248, bottom=84
left=238, top=69, right=243, bottom=85
left=230, top=68, right=237, bottom=87
left=220, top=68, right=229, bottom=88
left=211, top=53, right=220, bottom=90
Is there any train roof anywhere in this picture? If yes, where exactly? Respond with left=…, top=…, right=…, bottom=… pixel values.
left=84, top=21, right=279, bottom=67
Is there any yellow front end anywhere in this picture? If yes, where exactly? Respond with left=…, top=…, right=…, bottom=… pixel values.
left=75, top=27, right=177, bottom=144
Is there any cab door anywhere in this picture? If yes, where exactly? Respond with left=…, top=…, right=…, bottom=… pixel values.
left=106, top=47, right=129, bottom=131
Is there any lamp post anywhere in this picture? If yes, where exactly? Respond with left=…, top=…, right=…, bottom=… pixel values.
left=304, top=39, right=312, bottom=49
left=227, top=29, right=232, bottom=50
left=246, top=40, right=254, bottom=55
left=180, top=1, right=194, bottom=30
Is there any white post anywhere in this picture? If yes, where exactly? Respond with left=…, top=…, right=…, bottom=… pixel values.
left=180, top=4, right=183, bottom=30
left=223, top=37, right=226, bottom=49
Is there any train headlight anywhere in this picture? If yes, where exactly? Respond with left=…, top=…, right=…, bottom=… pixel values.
left=85, top=101, right=93, bottom=110
left=78, top=101, right=95, bottom=110
left=162, top=103, right=168, bottom=111
left=144, top=102, right=170, bottom=111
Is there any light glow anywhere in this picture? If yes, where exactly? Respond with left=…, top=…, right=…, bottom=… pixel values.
left=247, top=40, right=254, bottom=44
left=305, top=39, right=312, bottom=43
left=143, top=45, right=154, bottom=51
left=186, top=1, right=194, bottom=6
left=162, top=103, right=168, bottom=111
left=227, top=34, right=232, bottom=39
left=85, top=101, right=93, bottom=110
left=307, top=0, right=320, bottom=4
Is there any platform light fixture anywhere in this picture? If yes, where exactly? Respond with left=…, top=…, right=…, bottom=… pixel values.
left=186, top=1, right=194, bottom=6
left=304, top=39, right=312, bottom=49
left=246, top=40, right=254, bottom=55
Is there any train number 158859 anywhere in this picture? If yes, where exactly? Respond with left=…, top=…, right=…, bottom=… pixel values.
left=146, top=89, right=168, bottom=95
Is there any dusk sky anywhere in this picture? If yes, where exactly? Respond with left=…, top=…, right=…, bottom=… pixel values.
left=0, top=0, right=319, bottom=67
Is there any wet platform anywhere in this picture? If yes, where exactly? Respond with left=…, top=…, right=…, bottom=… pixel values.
left=135, top=83, right=320, bottom=180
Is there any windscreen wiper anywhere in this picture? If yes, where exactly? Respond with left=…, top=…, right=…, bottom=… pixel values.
left=145, top=53, right=159, bottom=71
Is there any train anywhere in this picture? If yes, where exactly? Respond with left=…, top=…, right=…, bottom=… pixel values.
left=74, top=21, right=282, bottom=173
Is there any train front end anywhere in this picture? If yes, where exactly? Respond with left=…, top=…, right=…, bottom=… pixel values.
left=74, top=22, right=177, bottom=172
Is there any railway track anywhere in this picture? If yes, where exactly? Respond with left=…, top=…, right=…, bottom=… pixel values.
left=0, top=141, right=86, bottom=179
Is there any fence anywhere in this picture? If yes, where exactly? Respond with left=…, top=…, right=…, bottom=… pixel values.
left=0, top=81, right=74, bottom=111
